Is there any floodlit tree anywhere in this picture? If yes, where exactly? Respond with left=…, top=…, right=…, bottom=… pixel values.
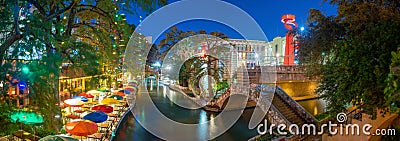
left=299, top=0, right=400, bottom=118
left=0, top=0, right=165, bottom=134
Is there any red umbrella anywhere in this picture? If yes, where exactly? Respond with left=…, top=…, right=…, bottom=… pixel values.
left=79, top=93, right=94, bottom=98
left=65, top=120, right=98, bottom=136
left=85, top=94, right=94, bottom=98
left=116, top=92, right=125, bottom=97
left=66, top=114, right=80, bottom=119
left=79, top=93, right=87, bottom=97
left=91, top=105, right=113, bottom=113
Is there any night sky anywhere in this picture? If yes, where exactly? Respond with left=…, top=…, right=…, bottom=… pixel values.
left=126, top=0, right=337, bottom=43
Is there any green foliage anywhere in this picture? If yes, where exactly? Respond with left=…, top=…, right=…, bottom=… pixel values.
left=384, top=50, right=400, bottom=114
left=213, top=80, right=229, bottom=94
left=0, top=102, right=18, bottom=136
left=158, top=26, right=229, bottom=60
left=146, top=44, right=161, bottom=67
left=314, top=112, right=330, bottom=121
left=300, top=0, right=400, bottom=118
left=0, top=0, right=165, bottom=134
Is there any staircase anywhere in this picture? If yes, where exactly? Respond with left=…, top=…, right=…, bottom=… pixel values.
left=272, top=92, right=306, bottom=126
left=274, top=87, right=318, bottom=125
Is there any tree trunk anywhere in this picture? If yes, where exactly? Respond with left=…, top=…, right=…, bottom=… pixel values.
left=0, top=34, right=24, bottom=65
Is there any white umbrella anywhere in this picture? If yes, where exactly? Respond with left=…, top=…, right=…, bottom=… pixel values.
left=87, top=90, right=101, bottom=95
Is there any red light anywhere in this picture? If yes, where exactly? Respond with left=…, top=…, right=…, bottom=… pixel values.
left=201, top=50, right=206, bottom=58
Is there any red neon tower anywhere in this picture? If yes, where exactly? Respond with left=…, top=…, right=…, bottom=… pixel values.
left=281, top=14, right=298, bottom=65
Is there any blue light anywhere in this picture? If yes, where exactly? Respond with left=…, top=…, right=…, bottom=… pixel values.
left=300, top=26, right=305, bottom=31
left=18, top=82, right=27, bottom=89
left=153, top=61, right=161, bottom=67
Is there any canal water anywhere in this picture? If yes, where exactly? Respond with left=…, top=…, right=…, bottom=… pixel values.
left=112, top=84, right=259, bottom=141
left=277, top=81, right=327, bottom=116
left=113, top=82, right=326, bottom=141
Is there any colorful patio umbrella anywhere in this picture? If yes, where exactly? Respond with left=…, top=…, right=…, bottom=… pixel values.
left=9, top=111, right=44, bottom=125
left=115, top=92, right=125, bottom=97
left=85, top=94, right=94, bottom=98
left=10, top=111, right=43, bottom=140
left=118, top=90, right=131, bottom=94
left=66, top=114, right=80, bottom=119
left=83, top=111, right=108, bottom=123
left=78, top=93, right=87, bottom=97
left=91, top=105, right=113, bottom=113
left=79, top=93, right=94, bottom=98
left=123, top=87, right=135, bottom=92
left=108, top=95, right=123, bottom=100
left=101, top=98, right=119, bottom=105
left=127, top=82, right=138, bottom=86
left=64, top=99, right=84, bottom=107
left=39, top=135, right=79, bottom=141
left=65, top=120, right=97, bottom=136
left=72, top=96, right=88, bottom=102
left=87, top=90, right=101, bottom=95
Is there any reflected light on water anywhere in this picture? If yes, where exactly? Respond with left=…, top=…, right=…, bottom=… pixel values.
left=163, top=86, right=167, bottom=98
left=314, top=106, right=318, bottom=115
left=209, top=114, right=216, bottom=136
left=198, top=110, right=208, bottom=140
left=150, top=79, right=154, bottom=91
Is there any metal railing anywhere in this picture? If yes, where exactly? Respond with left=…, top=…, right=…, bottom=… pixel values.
left=275, top=86, right=318, bottom=125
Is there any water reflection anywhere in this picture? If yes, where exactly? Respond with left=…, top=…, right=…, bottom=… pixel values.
left=298, top=98, right=326, bottom=115
left=113, top=82, right=327, bottom=141
left=112, top=85, right=258, bottom=141
left=198, top=110, right=208, bottom=140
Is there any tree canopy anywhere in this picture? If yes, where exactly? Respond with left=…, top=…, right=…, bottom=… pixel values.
left=0, top=0, right=165, bottom=134
left=299, top=0, right=400, bottom=118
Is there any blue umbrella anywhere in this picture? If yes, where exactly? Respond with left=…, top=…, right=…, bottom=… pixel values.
left=72, top=96, right=88, bottom=102
left=118, top=90, right=131, bottom=94
left=83, top=111, right=108, bottom=123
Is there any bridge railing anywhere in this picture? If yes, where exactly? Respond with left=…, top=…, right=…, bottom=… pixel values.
left=344, top=106, right=364, bottom=124
left=214, top=87, right=230, bottom=107
left=268, top=102, right=292, bottom=125
left=275, top=86, right=318, bottom=125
